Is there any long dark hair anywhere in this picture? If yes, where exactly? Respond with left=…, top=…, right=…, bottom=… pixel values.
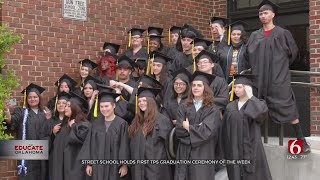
left=152, top=64, right=168, bottom=86
left=128, top=97, right=158, bottom=138
left=186, top=82, right=214, bottom=107
left=68, top=99, right=87, bottom=124
left=26, top=91, right=44, bottom=111
left=172, top=77, right=190, bottom=99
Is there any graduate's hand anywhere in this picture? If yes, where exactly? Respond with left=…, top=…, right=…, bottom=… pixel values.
left=214, top=25, right=225, bottom=39
left=110, top=80, right=117, bottom=88
left=68, top=119, right=75, bottom=127
left=172, top=120, right=177, bottom=125
left=4, top=99, right=10, bottom=113
left=114, top=87, right=122, bottom=94
left=44, top=106, right=52, bottom=120
left=119, top=164, right=128, bottom=177
left=92, top=90, right=99, bottom=100
left=86, top=165, right=93, bottom=176
left=52, top=123, right=61, bottom=135
left=182, top=118, right=190, bottom=132
left=244, top=85, right=253, bottom=99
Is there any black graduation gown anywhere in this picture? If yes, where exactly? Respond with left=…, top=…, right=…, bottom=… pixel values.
left=170, top=52, right=193, bottom=74
left=175, top=103, right=221, bottom=180
left=185, top=63, right=225, bottom=79
left=219, top=44, right=249, bottom=82
left=124, top=47, right=148, bottom=59
left=95, top=70, right=110, bottom=85
left=130, top=113, right=174, bottom=180
left=164, top=97, right=187, bottom=121
left=9, top=107, right=48, bottom=180
left=51, top=120, right=91, bottom=180
left=209, top=76, right=229, bottom=111
left=208, top=36, right=228, bottom=56
left=79, top=116, right=129, bottom=180
left=47, top=97, right=56, bottom=113
left=222, top=96, right=272, bottom=180
left=245, top=26, right=299, bottom=123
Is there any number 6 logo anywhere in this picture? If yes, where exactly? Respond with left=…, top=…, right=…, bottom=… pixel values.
left=288, top=140, right=303, bottom=154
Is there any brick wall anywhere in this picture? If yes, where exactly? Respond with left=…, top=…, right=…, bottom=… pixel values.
left=0, top=160, right=17, bottom=180
left=0, top=0, right=227, bottom=178
left=310, top=0, right=320, bottom=135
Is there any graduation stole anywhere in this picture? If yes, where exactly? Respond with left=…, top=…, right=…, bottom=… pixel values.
left=226, top=45, right=243, bottom=81
left=18, top=108, right=29, bottom=176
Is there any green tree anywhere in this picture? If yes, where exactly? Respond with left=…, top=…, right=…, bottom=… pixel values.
left=0, top=24, right=22, bottom=140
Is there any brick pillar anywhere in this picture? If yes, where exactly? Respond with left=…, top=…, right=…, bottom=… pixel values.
left=310, top=0, right=320, bottom=135
left=0, top=160, right=18, bottom=180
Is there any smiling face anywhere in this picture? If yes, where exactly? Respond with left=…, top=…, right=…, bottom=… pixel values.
left=80, top=66, right=90, bottom=78
left=64, top=101, right=72, bottom=117
left=27, top=92, right=40, bottom=108
left=138, top=97, right=148, bottom=112
left=100, top=102, right=115, bottom=118
left=83, top=83, right=94, bottom=98
left=173, top=78, right=187, bottom=95
left=153, top=62, right=163, bottom=75
left=57, top=99, right=67, bottom=113
left=197, top=58, right=214, bottom=74
left=231, top=30, right=242, bottom=45
left=191, top=80, right=204, bottom=98
left=194, top=46, right=205, bottom=57
left=150, top=40, right=160, bottom=52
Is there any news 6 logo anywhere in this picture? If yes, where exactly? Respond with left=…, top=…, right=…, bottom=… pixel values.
left=288, top=140, right=303, bottom=154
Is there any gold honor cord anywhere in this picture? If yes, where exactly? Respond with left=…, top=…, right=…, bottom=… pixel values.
left=128, top=31, right=131, bottom=47
left=135, top=94, right=138, bottom=114
left=23, top=90, right=27, bottom=108
left=150, top=54, right=155, bottom=75
left=54, top=80, right=59, bottom=112
left=229, top=76, right=235, bottom=102
left=93, top=95, right=98, bottom=118
left=228, top=25, right=231, bottom=46
left=168, top=28, right=171, bottom=48
left=147, top=31, right=150, bottom=54
left=192, top=41, right=196, bottom=73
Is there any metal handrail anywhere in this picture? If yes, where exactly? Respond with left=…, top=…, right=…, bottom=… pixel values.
left=290, top=70, right=320, bottom=76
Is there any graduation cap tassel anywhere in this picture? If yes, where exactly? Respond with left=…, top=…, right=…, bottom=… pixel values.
left=150, top=54, right=154, bottom=75
left=93, top=95, right=98, bottom=118
left=128, top=31, right=131, bottom=48
left=192, top=42, right=196, bottom=73
left=23, top=90, right=27, bottom=109
left=168, top=28, right=171, bottom=48
left=54, top=95, right=58, bottom=113
left=135, top=93, right=138, bottom=114
left=80, top=61, right=83, bottom=70
left=229, top=76, right=235, bottom=102
left=147, top=32, right=150, bottom=55
left=228, top=25, right=231, bottom=46
left=116, top=60, right=119, bottom=81
left=146, top=56, right=150, bottom=75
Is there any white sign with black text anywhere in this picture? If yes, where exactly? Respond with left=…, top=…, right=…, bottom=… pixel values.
left=63, top=0, right=87, bottom=21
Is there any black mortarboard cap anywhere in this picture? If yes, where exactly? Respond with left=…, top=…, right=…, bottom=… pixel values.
left=103, top=42, right=120, bottom=54
left=172, top=68, right=192, bottom=83
left=79, top=59, right=98, bottom=69
left=148, top=27, right=163, bottom=36
left=192, top=37, right=213, bottom=49
left=191, top=71, right=216, bottom=85
left=83, top=75, right=103, bottom=90
left=137, top=87, right=161, bottom=98
left=138, top=74, right=162, bottom=88
left=117, top=55, right=137, bottom=68
left=128, top=28, right=145, bottom=37
left=152, top=51, right=172, bottom=65
left=96, top=83, right=114, bottom=93
left=195, top=50, right=219, bottom=63
left=230, top=20, right=249, bottom=32
left=149, top=35, right=164, bottom=42
left=180, top=24, right=203, bottom=39
left=170, top=26, right=182, bottom=34
left=21, top=83, right=46, bottom=95
left=98, top=92, right=121, bottom=103
left=234, top=74, right=255, bottom=86
left=70, top=91, right=88, bottom=110
left=210, top=17, right=229, bottom=27
left=134, top=58, right=147, bottom=69
left=258, top=0, right=280, bottom=14
left=55, top=74, right=77, bottom=88
left=56, top=92, right=72, bottom=101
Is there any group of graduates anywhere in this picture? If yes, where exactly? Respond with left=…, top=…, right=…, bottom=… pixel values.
left=3, top=0, right=311, bottom=180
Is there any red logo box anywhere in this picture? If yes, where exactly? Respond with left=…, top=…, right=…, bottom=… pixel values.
left=288, top=140, right=303, bottom=154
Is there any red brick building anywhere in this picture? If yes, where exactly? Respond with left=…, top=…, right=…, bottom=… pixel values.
left=1, top=0, right=319, bottom=179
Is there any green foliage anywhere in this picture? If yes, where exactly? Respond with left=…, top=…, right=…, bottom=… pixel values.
left=0, top=24, right=22, bottom=140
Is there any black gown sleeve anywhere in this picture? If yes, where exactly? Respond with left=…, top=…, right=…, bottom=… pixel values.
left=68, top=121, right=91, bottom=145
left=243, top=96, right=268, bottom=123
left=119, top=121, right=130, bottom=160
left=9, top=107, right=23, bottom=131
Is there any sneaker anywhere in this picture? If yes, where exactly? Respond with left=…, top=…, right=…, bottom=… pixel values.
left=302, top=139, right=311, bottom=154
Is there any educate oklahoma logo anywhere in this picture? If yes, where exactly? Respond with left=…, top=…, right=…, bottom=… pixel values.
left=0, top=140, right=48, bottom=160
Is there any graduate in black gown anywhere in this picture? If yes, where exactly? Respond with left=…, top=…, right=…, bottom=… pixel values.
left=195, top=50, right=229, bottom=110
left=245, top=0, right=310, bottom=152
left=51, top=92, right=91, bottom=180
left=47, top=74, right=77, bottom=112
left=123, top=28, right=148, bottom=60
left=208, top=16, right=229, bottom=55
left=170, top=24, right=203, bottom=73
left=165, top=68, right=192, bottom=125
left=133, top=58, right=147, bottom=82
left=79, top=92, right=130, bottom=180
left=166, top=26, right=182, bottom=60
left=219, top=21, right=250, bottom=82
left=4, top=83, right=49, bottom=180
left=113, top=55, right=138, bottom=101
left=147, top=26, right=168, bottom=55
left=174, top=71, right=221, bottom=180
left=82, top=75, right=103, bottom=121
left=222, top=74, right=272, bottom=180
left=185, top=37, right=225, bottom=78
left=46, top=92, right=71, bottom=179
left=75, top=59, right=99, bottom=95
left=128, top=87, right=174, bottom=180
left=97, top=43, right=120, bottom=83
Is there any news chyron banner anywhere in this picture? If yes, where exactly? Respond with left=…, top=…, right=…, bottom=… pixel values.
left=0, top=140, right=48, bottom=160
